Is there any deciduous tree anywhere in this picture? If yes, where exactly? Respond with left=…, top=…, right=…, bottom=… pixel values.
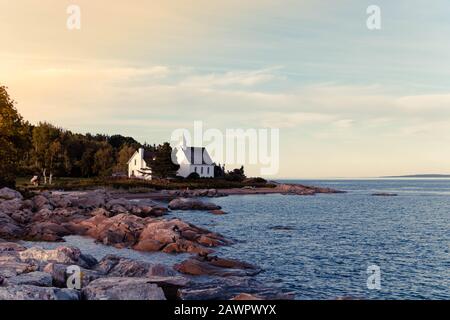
left=0, top=86, right=27, bottom=187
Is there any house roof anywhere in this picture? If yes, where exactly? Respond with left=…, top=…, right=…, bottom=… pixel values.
left=127, top=149, right=157, bottom=165
left=182, top=147, right=214, bottom=165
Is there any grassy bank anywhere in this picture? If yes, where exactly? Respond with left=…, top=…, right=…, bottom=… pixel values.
left=16, top=176, right=275, bottom=192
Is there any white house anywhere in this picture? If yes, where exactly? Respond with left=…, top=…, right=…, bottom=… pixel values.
left=173, top=139, right=215, bottom=178
left=128, top=139, right=215, bottom=179
left=127, top=148, right=156, bottom=180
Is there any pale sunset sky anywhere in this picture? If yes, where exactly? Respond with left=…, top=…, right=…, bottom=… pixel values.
left=1, top=0, right=450, bottom=178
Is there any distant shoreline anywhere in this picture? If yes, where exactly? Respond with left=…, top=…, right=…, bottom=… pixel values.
left=380, top=174, right=450, bottom=178
left=277, top=175, right=450, bottom=180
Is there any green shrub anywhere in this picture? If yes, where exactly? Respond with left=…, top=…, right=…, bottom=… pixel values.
left=186, top=172, right=200, bottom=180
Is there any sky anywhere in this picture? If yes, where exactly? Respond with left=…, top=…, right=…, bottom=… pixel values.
left=1, top=0, right=450, bottom=178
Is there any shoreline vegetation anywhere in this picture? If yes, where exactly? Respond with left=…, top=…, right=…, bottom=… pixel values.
left=1, top=85, right=253, bottom=191
left=15, top=176, right=274, bottom=192
left=15, top=176, right=344, bottom=197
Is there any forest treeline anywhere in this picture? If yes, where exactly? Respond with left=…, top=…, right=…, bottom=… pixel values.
left=0, top=85, right=168, bottom=187
left=1, top=85, right=248, bottom=188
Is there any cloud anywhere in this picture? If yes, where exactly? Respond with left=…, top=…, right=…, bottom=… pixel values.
left=260, top=112, right=334, bottom=128
left=396, top=94, right=450, bottom=113
left=333, top=119, right=354, bottom=128
left=6, top=58, right=450, bottom=149
left=32, top=65, right=171, bottom=80
left=180, top=67, right=281, bottom=88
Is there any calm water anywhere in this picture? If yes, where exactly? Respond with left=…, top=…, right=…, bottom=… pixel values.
left=170, top=179, right=450, bottom=300
left=24, top=179, right=450, bottom=299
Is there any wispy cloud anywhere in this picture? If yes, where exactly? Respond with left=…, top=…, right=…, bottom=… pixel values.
left=180, top=67, right=282, bottom=88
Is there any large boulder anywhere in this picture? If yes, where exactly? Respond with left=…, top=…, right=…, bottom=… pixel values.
left=160, top=239, right=213, bottom=255
left=32, top=195, right=53, bottom=211
left=105, top=198, right=132, bottom=214
left=82, top=277, right=166, bottom=300
left=91, top=255, right=183, bottom=298
left=144, top=276, right=190, bottom=300
left=95, top=255, right=154, bottom=277
left=0, top=213, right=24, bottom=239
left=168, top=198, right=221, bottom=211
left=138, top=221, right=181, bottom=246
left=18, top=246, right=97, bottom=269
left=104, top=198, right=168, bottom=218
left=71, top=190, right=107, bottom=209
left=30, top=208, right=53, bottom=222
left=47, top=194, right=73, bottom=208
left=0, top=188, right=23, bottom=201
left=175, top=256, right=262, bottom=277
left=79, top=214, right=145, bottom=247
left=133, top=239, right=165, bottom=252
left=134, top=218, right=228, bottom=255
left=6, top=271, right=53, bottom=287
left=0, top=198, right=23, bottom=214
left=43, top=263, right=102, bottom=288
left=10, top=209, right=32, bottom=224
left=0, top=242, right=26, bottom=253
left=132, top=205, right=168, bottom=218
left=90, top=208, right=114, bottom=218
left=25, top=222, right=71, bottom=242
left=0, top=260, right=38, bottom=277
left=94, top=255, right=176, bottom=278
left=0, top=285, right=79, bottom=300
left=67, top=211, right=228, bottom=254
left=179, top=276, right=291, bottom=300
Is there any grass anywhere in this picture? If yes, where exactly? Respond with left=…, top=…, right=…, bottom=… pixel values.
left=16, top=176, right=275, bottom=192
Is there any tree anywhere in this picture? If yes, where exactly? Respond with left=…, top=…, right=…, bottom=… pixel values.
left=187, top=172, right=200, bottom=180
left=114, top=144, right=136, bottom=173
left=93, top=143, right=115, bottom=177
left=108, top=135, right=140, bottom=150
left=31, top=122, right=64, bottom=183
left=214, top=163, right=226, bottom=178
left=0, top=86, right=27, bottom=188
left=47, top=140, right=64, bottom=184
left=225, top=165, right=246, bottom=182
left=148, top=143, right=180, bottom=178
left=80, top=147, right=96, bottom=177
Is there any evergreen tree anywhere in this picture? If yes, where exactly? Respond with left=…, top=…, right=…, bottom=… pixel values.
left=149, top=143, right=180, bottom=178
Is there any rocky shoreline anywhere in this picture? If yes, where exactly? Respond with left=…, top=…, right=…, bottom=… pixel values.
left=0, top=183, right=341, bottom=300
left=110, top=182, right=344, bottom=200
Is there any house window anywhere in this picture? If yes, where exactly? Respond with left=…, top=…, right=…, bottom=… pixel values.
left=201, top=167, right=204, bottom=174
left=207, top=167, right=210, bottom=174
left=134, top=159, right=136, bottom=166
left=194, top=167, right=197, bottom=173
